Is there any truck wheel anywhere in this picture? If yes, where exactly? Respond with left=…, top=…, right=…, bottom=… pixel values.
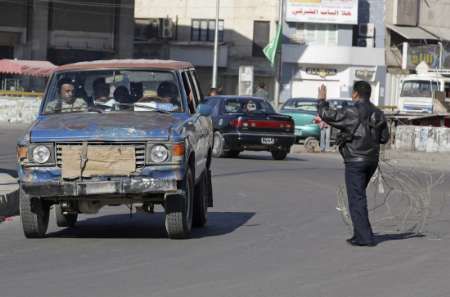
left=165, top=168, right=194, bottom=239
left=55, top=204, right=78, bottom=228
left=271, top=150, right=288, bottom=160
left=19, top=187, right=49, bottom=238
left=193, top=172, right=208, bottom=228
left=212, top=131, right=225, bottom=157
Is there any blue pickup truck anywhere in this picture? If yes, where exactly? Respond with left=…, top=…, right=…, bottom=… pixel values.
left=17, top=60, right=214, bottom=239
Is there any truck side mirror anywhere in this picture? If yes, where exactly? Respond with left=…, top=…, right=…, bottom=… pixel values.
left=197, top=103, right=212, bottom=116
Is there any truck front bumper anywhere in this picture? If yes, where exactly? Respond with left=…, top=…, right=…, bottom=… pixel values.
left=19, top=165, right=183, bottom=198
left=21, top=177, right=178, bottom=197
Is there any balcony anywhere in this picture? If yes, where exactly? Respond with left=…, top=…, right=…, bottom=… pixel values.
left=49, top=30, right=114, bottom=52
left=168, top=41, right=228, bottom=68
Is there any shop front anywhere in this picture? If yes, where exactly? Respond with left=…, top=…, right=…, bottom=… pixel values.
left=280, top=44, right=386, bottom=105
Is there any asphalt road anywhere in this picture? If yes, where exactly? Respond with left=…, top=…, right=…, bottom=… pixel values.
left=1, top=126, right=450, bottom=297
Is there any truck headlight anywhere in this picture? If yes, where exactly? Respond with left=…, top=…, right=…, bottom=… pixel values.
left=150, top=145, right=169, bottom=163
left=32, top=145, right=51, bottom=164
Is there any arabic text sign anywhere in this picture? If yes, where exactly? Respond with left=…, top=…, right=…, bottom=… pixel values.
left=408, top=45, right=440, bottom=69
left=286, top=0, right=358, bottom=25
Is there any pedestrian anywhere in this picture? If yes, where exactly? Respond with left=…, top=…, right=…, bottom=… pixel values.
left=318, top=117, right=331, bottom=152
left=317, top=81, right=390, bottom=247
left=254, top=82, right=269, bottom=100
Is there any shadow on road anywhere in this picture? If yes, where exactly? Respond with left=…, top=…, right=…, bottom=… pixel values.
left=46, top=211, right=255, bottom=239
left=373, top=232, right=425, bottom=245
left=214, top=167, right=342, bottom=179
left=226, top=153, right=306, bottom=162
left=0, top=168, right=18, bottom=178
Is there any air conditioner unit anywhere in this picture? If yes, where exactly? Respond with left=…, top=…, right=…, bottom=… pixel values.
left=359, top=23, right=375, bottom=38
left=357, top=38, right=375, bottom=48
left=161, top=18, right=173, bottom=39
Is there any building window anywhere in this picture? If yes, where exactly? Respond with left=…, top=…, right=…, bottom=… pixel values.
left=191, top=19, right=224, bottom=42
left=135, top=18, right=174, bottom=41
left=293, top=23, right=338, bottom=46
left=252, top=21, right=270, bottom=57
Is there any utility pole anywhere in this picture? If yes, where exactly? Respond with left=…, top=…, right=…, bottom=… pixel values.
left=212, top=0, right=220, bottom=89
left=273, top=0, right=283, bottom=110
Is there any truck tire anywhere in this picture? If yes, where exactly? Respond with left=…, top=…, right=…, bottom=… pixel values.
left=206, top=169, right=214, bottom=207
left=55, top=204, right=78, bottom=228
left=19, top=187, right=49, bottom=238
left=212, top=131, right=225, bottom=157
left=193, top=172, right=208, bottom=228
left=165, top=168, right=194, bottom=239
left=271, top=150, right=288, bottom=160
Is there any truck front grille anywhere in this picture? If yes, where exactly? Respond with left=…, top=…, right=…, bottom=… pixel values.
left=56, top=142, right=146, bottom=168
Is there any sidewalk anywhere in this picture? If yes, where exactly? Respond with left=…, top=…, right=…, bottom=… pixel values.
left=291, top=144, right=450, bottom=172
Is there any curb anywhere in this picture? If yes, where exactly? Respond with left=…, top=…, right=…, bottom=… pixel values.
left=0, top=173, right=19, bottom=218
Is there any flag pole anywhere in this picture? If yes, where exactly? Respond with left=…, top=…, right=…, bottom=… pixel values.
left=273, top=0, right=284, bottom=110
left=212, top=0, right=220, bottom=89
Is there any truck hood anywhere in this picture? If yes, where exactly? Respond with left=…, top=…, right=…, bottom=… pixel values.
left=30, top=112, right=186, bottom=142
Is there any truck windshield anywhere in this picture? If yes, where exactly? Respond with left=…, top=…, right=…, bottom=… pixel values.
left=42, top=70, right=183, bottom=114
left=400, top=80, right=440, bottom=98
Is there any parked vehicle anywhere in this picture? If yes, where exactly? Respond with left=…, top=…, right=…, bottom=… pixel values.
left=279, top=98, right=320, bottom=143
left=398, top=67, right=450, bottom=113
left=204, top=96, right=295, bottom=160
left=280, top=97, right=353, bottom=147
left=17, top=59, right=214, bottom=239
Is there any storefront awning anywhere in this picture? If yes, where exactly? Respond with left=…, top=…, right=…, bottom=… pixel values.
left=386, top=24, right=438, bottom=40
left=0, top=59, right=56, bottom=77
left=421, top=26, right=450, bottom=42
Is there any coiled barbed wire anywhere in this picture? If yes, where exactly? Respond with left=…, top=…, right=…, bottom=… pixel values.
left=336, top=156, right=448, bottom=238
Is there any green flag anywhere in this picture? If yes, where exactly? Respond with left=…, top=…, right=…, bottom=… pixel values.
left=263, top=24, right=282, bottom=66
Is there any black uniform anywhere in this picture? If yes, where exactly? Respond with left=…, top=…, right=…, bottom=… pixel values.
left=318, top=99, right=389, bottom=244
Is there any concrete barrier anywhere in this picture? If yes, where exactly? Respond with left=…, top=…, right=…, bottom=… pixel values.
left=395, top=125, right=450, bottom=152
left=0, top=96, right=41, bottom=123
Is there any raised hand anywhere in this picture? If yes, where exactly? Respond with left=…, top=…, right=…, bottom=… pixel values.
left=318, top=84, right=327, bottom=101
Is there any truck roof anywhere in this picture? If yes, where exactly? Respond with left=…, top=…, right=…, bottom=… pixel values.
left=56, top=59, right=194, bottom=72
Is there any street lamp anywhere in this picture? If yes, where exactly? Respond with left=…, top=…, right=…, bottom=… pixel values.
left=212, top=0, right=220, bottom=89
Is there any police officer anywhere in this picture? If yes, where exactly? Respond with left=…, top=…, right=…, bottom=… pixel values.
left=318, top=81, right=390, bottom=247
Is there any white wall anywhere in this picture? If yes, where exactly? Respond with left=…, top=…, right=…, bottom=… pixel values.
left=0, top=97, right=41, bottom=123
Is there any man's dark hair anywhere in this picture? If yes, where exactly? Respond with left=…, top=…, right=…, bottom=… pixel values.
left=353, top=81, right=371, bottom=100
left=57, top=77, right=73, bottom=90
left=157, top=81, right=178, bottom=98
left=258, top=82, right=265, bottom=89
left=93, top=77, right=106, bottom=89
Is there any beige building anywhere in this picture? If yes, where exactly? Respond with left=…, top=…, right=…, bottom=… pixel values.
left=134, top=0, right=280, bottom=98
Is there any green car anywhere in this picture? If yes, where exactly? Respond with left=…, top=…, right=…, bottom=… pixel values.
left=279, top=98, right=353, bottom=143
left=279, top=98, right=320, bottom=143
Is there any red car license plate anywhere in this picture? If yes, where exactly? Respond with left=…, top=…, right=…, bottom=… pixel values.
left=261, top=137, right=275, bottom=145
